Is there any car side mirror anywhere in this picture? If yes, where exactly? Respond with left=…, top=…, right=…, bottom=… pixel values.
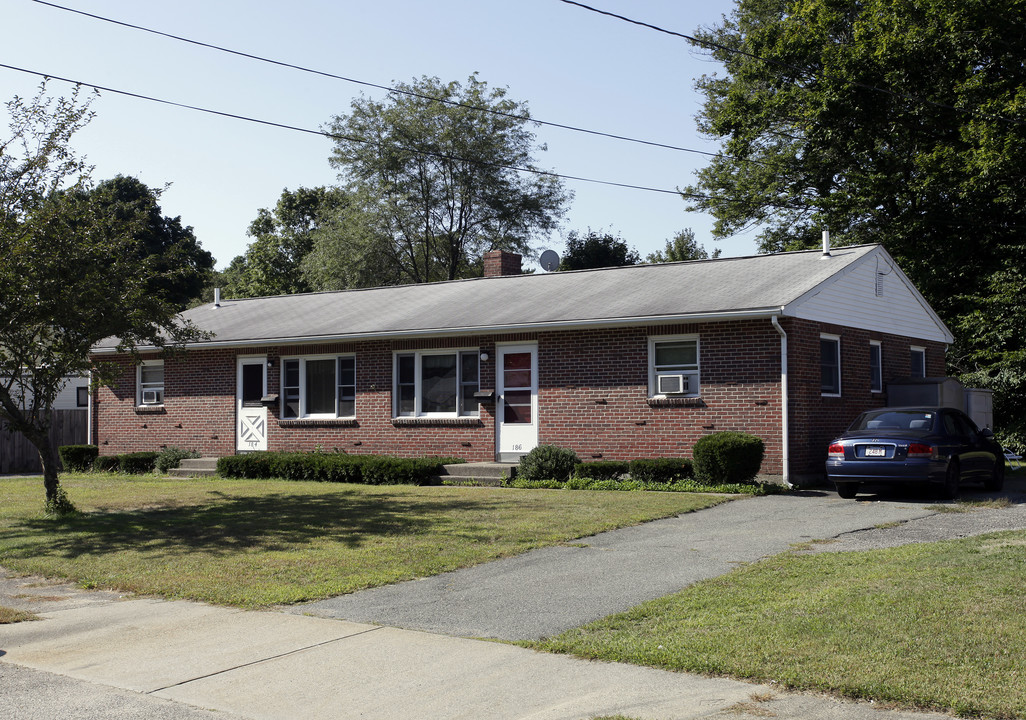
left=981, top=427, right=994, bottom=438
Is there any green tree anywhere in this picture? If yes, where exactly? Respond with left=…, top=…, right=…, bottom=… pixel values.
left=0, top=84, right=207, bottom=510
left=646, top=228, right=721, bottom=263
left=321, top=74, right=570, bottom=285
left=85, top=175, right=214, bottom=307
left=559, top=229, right=640, bottom=270
left=222, top=186, right=347, bottom=298
left=686, top=0, right=1026, bottom=441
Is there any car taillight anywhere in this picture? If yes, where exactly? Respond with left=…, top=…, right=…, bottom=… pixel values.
left=907, top=443, right=933, bottom=459
left=828, top=443, right=845, bottom=457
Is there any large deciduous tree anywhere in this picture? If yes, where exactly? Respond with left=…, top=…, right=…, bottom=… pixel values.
left=321, top=74, right=570, bottom=285
left=0, top=84, right=208, bottom=510
left=686, top=0, right=1026, bottom=447
left=222, top=186, right=348, bottom=298
left=646, top=228, right=721, bottom=263
left=559, top=229, right=640, bottom=270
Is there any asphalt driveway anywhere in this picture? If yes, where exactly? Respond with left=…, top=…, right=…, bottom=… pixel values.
left=287, top=482, right=1026, bottom=640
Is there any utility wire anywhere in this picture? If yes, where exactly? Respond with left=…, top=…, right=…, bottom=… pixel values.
left=31, top=0, right=763, bottom=166
left=557, top=0, right=1026, bottom=128
left=3, top=63, right=807, bottom=208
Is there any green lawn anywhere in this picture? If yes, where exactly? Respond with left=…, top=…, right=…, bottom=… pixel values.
left=0, top=474, right=728, bottom=608
left=532, top=529, right=1026, bottom=718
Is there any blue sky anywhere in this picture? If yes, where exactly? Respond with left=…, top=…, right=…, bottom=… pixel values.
left=3, top=0, right=759, bottom=270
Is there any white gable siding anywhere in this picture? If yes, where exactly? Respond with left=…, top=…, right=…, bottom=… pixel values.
left=786, top=249, right=952, bottom=343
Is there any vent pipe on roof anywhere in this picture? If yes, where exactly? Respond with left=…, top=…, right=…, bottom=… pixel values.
left=213, top=288, right=221, bottom=308
left=822, top=230, right=831, bottom=257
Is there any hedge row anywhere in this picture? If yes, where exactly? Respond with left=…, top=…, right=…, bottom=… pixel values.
left=515, top=446, right=697, bottom=485
left=216, top=452, right=463, bottom=486
left=58, top=445, right=160, bottom=474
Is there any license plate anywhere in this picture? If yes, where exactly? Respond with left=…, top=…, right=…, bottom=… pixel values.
left=865, top=446, right=886, bottom=457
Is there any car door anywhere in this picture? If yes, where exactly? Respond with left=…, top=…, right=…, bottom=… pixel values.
left=953, top=411, right=994, bottom=479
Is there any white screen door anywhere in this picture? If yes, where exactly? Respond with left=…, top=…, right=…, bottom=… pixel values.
left=236, top=357, right=268, bottom=452
left=496, top=344, right=538, bottom=462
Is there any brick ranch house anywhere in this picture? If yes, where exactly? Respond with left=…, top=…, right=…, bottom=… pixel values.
left=90, top=244, right=951, bottom=485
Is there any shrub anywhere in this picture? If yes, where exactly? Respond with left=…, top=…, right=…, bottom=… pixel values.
left=692, top=432, right=765, bottom=484
left=629, top=458, right=693, bottom=483
left=215, top=451, right=460, bottom=485
left=572, top=460, right=629, bottom=482
left=155, top=447, right=200, bottom=473
left=58, top=445, right=98, bottom=472
left=517, top=445, right=581, bottom=483
left=93, top=455, right=121, bottom=472
left=119, top=451, right=160, bottom=474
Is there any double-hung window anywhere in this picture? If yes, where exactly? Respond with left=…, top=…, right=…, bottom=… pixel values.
left=821, top=335, right=841, bottom=396
left=281, top=355, right=356, bottom=419
left=138, top=360, right=164, bottom=406
left=648, top=335, right=700, bottom=397
left=910, top=346, right=926, bottom=378
left=869, top=341, right=882, bottom=393
left=394, top=350, right=479, bottom=417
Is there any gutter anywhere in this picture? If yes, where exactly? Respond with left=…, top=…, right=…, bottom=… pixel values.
left=771, top=314, right=791, bottom=488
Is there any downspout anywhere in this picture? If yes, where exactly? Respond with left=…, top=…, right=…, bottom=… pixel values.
left=771, top=314, right=791, bottom=488
left=86, top=369, right=93, bottom=446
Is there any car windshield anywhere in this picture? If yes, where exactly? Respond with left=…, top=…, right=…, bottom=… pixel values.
left=850, top=410, right=935, bottom=433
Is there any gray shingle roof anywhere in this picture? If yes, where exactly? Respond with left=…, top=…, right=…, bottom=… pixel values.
left=96, top=245, right=880, bottom=350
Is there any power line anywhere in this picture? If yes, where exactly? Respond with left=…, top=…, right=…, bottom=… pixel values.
left=31, top=0, right=761, bottom=166
left=5, top=62, right=797, bottom=206
left=557, top=0, right=1026, bottom=128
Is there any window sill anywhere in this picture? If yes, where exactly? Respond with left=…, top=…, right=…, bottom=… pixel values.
left=392, top=417, right=482, bottom=427
left=278, top=418, right=358, bottom=428
left=647, top=396, right=704, bottom=408
left=135, top=405, right=166, bottom=414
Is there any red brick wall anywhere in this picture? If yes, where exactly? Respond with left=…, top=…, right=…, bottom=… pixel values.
left=92, top=318, right=945, bottom=482
left=536, top=321, right=784, bottom=473
left=783, top=317, right=947, bottom=481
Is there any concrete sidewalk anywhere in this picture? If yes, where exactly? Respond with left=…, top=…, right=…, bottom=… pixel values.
left=1, top=595, right=952, bottom=720
left=5, top=486, right=1022, bottom=719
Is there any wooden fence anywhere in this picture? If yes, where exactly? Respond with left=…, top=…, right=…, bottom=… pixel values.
left=0, top=410, right=88, bottom=474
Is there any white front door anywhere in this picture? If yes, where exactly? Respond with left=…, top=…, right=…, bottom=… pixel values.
left=236, top=356, right=268, bottom=452
left=496, top=344, right=538, bottom=462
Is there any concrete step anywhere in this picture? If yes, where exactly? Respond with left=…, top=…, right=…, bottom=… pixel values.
left=166, top=457, right=220, bottom=478
left=436, top=462, right=517, bottom=487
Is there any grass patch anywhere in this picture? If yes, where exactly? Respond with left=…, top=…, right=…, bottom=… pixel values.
left=0, top=474, right=729, bottom=608
left=0, top=605, right=39, bottom=623
left=531, top=533, right=1026, bottom=718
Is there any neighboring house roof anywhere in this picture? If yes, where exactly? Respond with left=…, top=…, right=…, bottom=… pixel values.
left=93, top=244, right=953, bottom=351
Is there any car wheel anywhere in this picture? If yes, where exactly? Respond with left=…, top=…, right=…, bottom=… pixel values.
left=984, top=459, right=1005, bottom=492
left=835, top=482, right=858, bottom=499
left=939, top=460, right=960, bottom=500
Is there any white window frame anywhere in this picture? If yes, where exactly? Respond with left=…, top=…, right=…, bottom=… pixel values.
left=648, top=335, right=701, bottom=398
left=137, top=360, right=164, bottom=406
left=821, top=334, right=842, bottom=397
left=280, top=354, right=356, bottom=420
left=393, top=349, right=480, bottom=418
left=869, top=341, right=883, bottom=394
left=910, top=346, right=926, bottom=378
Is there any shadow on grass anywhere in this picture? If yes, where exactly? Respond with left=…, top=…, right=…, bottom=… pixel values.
left=3, top=490, right=511, bottom=560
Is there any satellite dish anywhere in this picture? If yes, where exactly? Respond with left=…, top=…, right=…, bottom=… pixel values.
left=539, top=249, right=560, bottom=272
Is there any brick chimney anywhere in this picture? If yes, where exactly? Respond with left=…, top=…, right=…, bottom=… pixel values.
left=483, top=250, right=522, bottom=277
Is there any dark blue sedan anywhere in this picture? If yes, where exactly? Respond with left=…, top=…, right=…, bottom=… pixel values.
left=826, top=407, right=1004, bottom=499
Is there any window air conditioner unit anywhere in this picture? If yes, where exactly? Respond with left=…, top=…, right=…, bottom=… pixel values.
left=142, top=390, right=161, bottom=405
left=657, top=373, right=688, bottom=395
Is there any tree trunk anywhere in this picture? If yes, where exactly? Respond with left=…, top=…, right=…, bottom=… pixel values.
left=24, top=427, right=62, bottom=505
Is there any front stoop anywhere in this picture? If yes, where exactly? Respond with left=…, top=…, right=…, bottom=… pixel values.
left=436, top=462, right=517, bottom=487
left=166, top=457, right=220, bottom=478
